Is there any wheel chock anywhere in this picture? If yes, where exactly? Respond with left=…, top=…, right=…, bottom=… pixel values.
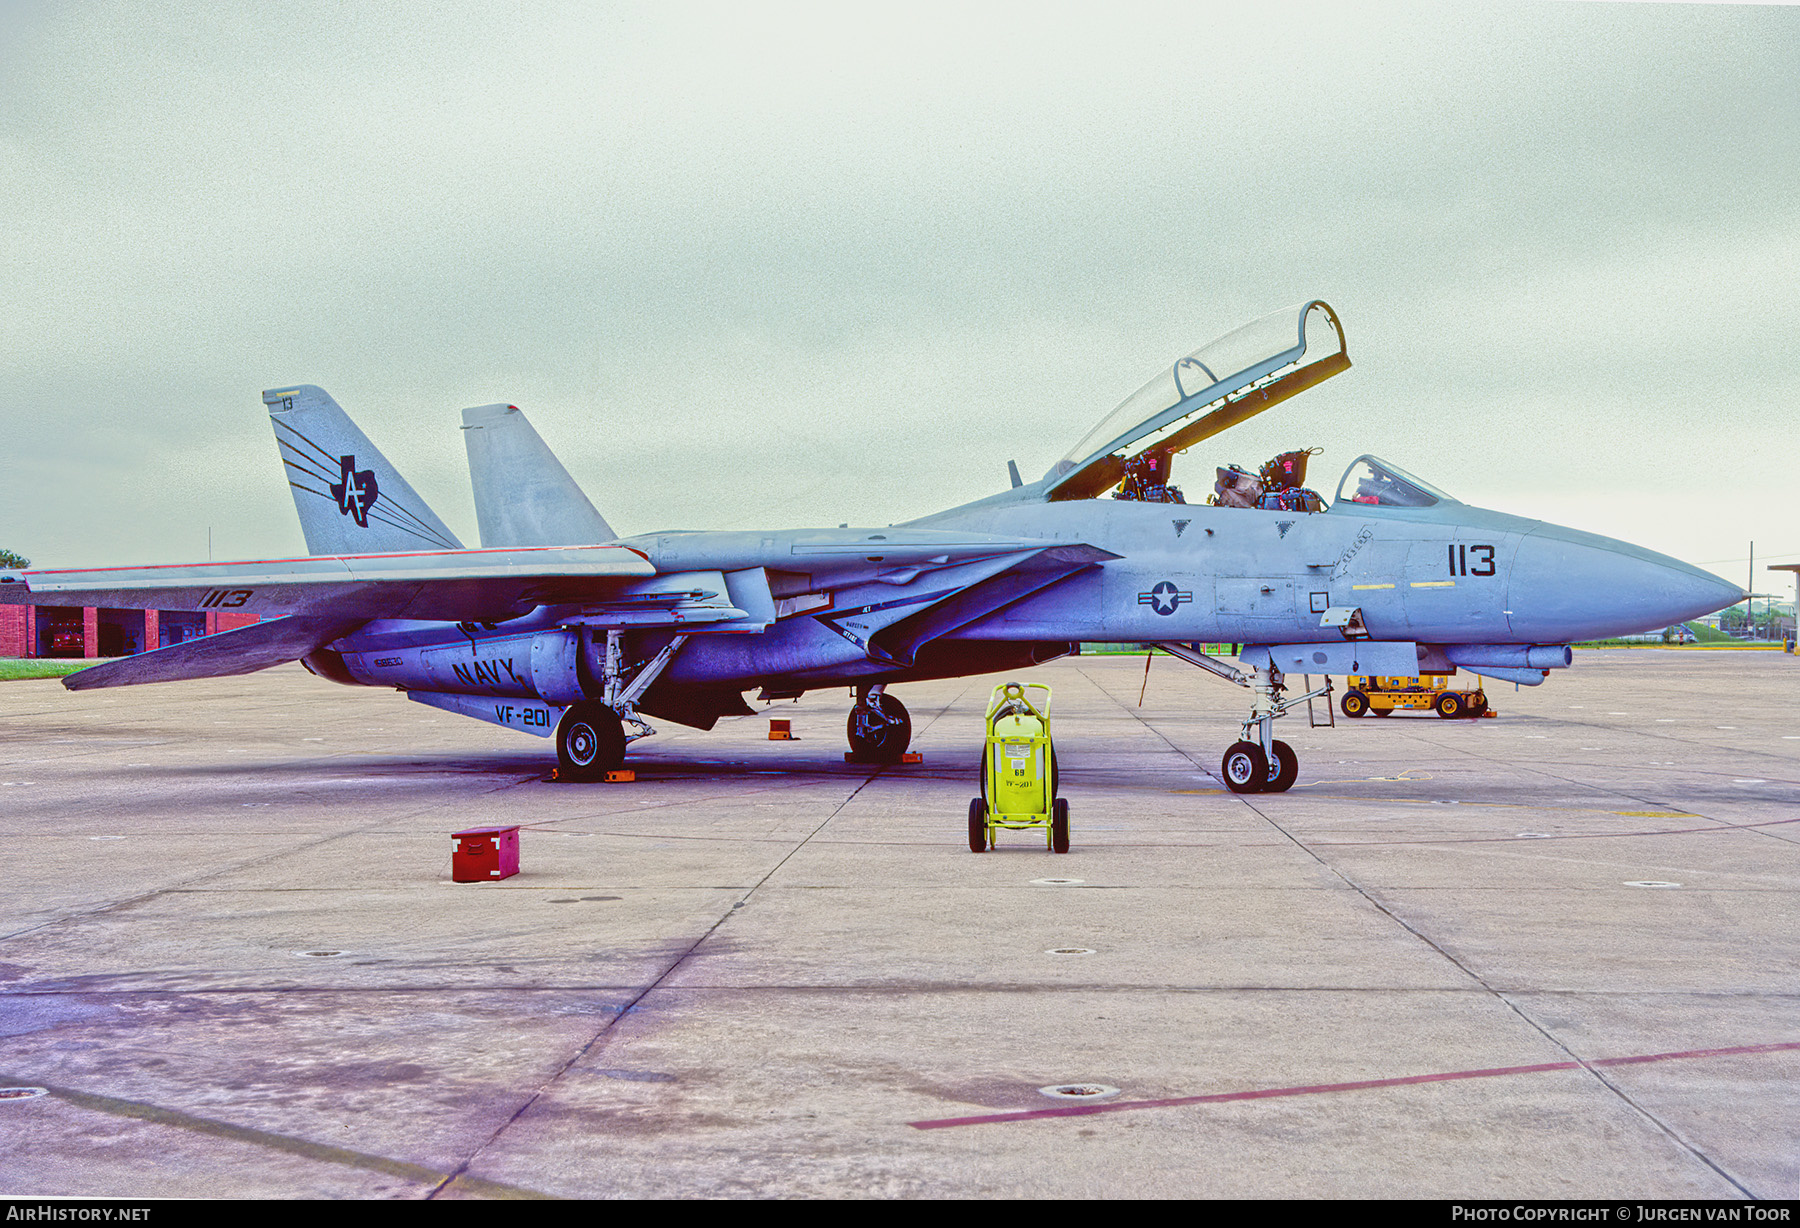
left=548, top=768, right=636, bottom=783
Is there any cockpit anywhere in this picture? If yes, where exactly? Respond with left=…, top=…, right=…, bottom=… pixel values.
left=1333, top=456, right=1456, bottom=508
left=1043, top=300, right=1461, bottom=517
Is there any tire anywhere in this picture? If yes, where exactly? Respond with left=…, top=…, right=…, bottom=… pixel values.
left=1049, top=745, right=1059, bottom=799
left=968, top=798, right=988, bottom=853
left=847, top=693, right=912, bottom=762
left=1341, top=690, right=1368, bottom=718
left=1371, top=706, right=1393, bottom=717
left=557, top=702, right=626, bottom=779
left=1051, top=798, right=1070, bottom=854
left=1265, top=740, right=1298, bottom=793
left=1469, top=692, right=1489, bottom=717
left=1221, top=741, right=1268, bottom=794
left=1435, top=692, right=1464, bottom=719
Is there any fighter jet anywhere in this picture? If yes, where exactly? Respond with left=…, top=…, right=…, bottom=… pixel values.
left=0, top=300, right=1743, bottom=792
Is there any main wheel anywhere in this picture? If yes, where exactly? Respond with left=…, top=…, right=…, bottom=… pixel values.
left=968, top=798, right=988, bottom=853
left=1341, top=690, right=1368, bottom=718
left=556, top=702, right=626, bottom=779
left=1221, top=741, right=1268, bottom=794
left=1051, top=797, right=1070, bottom=854
left=847, top=692, right=912, bottom=762
left=1265, top=740, right=1298, bottom=793
left=1435, top=692, right=1464, bottom=719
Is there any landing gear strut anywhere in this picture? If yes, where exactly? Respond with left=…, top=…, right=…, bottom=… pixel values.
left=847, top=685, right=911, bottom=763
left=555, top=631, right=688, bottom=780
left=1157, top=643, right=1329, bottom=795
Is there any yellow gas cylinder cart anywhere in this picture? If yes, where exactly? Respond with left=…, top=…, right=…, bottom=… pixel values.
left=1339, top=675, right=1490, bottom=719
left=968, top=682, right=1068, bottom=853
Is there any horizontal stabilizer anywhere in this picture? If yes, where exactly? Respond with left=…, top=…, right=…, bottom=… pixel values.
left=63, top=615, right=365, bottom=690
left=462, top=403, right=614, bottom=547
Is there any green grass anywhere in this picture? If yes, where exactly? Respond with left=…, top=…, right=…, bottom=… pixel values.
left=0, top=658, right=107, bottom=682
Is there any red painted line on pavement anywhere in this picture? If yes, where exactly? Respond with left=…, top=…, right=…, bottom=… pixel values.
left=1302, top=812, right=1800, bottom=847
left=907, top=1040, right=1800, bottom=1130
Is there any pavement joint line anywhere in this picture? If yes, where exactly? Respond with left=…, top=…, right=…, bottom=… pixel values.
left=1075, top=660, right=1217, bottom=780
left=1236, top=770, right=1761, bottom=1196
left=0, top=1074, right=555, bottom=1199
left=519, top=772, right=891, bottom=821
left=9, top=982, right=1800, bottom=999
left=1080, top=655, right=1763, bottom=1183
left=905, top=1040, right=1800, bottom=1132
left=424, top=729, right=926, bottom=1201
left=0, top=773, right=536, bottom=947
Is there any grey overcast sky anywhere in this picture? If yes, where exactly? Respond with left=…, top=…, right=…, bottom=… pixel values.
left=1, top=1, right=1794, bottom=594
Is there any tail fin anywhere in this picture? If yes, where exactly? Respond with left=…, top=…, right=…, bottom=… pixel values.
left=461, top=403, right=614, bottom=547
left=264, top=385, right=463, bottom=555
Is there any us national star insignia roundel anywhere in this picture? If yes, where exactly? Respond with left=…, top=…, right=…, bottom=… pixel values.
left=1137, top=580, right=1192, bottom=616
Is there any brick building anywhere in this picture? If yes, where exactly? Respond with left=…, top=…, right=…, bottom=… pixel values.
left=0, top=606, right=260, bottom=660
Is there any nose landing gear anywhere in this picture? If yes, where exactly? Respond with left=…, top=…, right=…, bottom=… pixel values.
left=1156, top=643, right=1328, bottom=795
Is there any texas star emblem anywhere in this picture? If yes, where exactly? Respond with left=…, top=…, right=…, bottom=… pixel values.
left=329, top=454, right=380, bottom=528
left=1138, top=580, right=1192, bottom=616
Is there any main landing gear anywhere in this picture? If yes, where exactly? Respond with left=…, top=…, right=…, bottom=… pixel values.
left=846, top=685, right=912, bottom=763
left=554, top=632, right=687, bottom=780
left=1155, top=643, right=1330, bottom=795
left=556, top=702, right=627, bottom=779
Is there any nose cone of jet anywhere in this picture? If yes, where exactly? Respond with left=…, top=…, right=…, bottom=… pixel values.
left=1508, top=525, right=1743, bottom=643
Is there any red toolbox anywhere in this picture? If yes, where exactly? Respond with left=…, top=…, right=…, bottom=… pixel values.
left=451, top=825, right=520, bottom=882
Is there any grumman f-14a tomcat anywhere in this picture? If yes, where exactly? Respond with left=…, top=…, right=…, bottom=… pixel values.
left=0, top=300, right=1743, bottom=793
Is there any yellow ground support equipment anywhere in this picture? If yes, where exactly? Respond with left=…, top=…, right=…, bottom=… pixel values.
left=1339, top=675, right=1491, bottom=719
left=968, top=682, right=1069, bottom=853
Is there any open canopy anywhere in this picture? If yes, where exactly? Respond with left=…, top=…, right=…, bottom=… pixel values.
left=1045, top=300, right=1349, bottom=502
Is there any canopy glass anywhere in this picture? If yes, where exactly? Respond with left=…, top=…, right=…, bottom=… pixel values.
left=1045, top=300, right=1348, bottom=500
left=1332, top=456, right=1460, bottom=509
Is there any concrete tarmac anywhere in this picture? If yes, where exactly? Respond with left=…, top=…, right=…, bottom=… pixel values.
left=0, top=651, right=1795, bottom=1199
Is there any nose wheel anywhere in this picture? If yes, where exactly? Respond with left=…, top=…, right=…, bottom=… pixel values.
left=1221, top=739, right=1298, bottom=794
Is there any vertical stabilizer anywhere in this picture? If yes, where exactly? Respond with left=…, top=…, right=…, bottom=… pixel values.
left=461, top=403, right=614, bottom=547
left=264, top=385, right=463, bottom=555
